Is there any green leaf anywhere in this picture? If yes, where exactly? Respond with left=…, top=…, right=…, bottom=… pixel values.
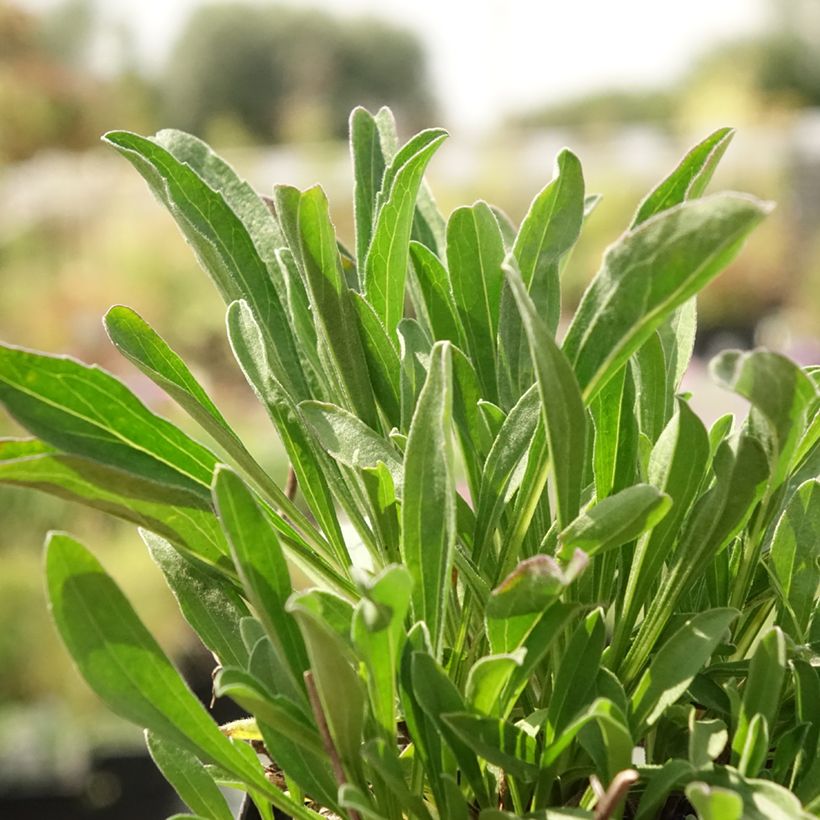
left=488, top=553, right=587, bottom=619
left=146, top=731, right=234, bottom=820
left=635, top=759, right=697, bottom=820
left=447, top=201, right=506, bottom=403
left=409, top=241, right=463, bottom=344
left=104, top=131, right=307, bottom=401
left=732, top=627, right=786, bottom=773
left=496, top=150, right=585, bottom=405
left=562, top=194, right=771, bottom=401
left=465, top=650, right=526, bottom=717
left=711, top=349, right=817, bottom=486
left=103, top=305, right=297, bottom=520
left=541, top=698, right=632, bottom=771
left=590, top=366, right=639, bottom=499
left=630, top=608, right=738, bottom=734
left=364, top=128, right=448, bottom=337
left=557, top=483, right=671, bottom=560
left=400, top=342, right=455, bottom=656
left=0, top=445, right=232, bottom=572
left=443, top=712, right=540, bottom=782
left=0, top=344, right=218, bottom=496
left=472, top=385, right=540, bottom=568
left=300, top=401, right=403, bottom=493
left=45, top=533, right=312, bottom=819
left=348, top=290, right=402, bottom=428
left=630, top=331, right=671, bottom=442
left=686, top=782, right=743, bottom=820
left=504, top=259, right=587, bottom=529
left=688, top=712, right=728, bottom=769
left=352, top=564, right=413, bottom=737
left=512, top=148, right=585, bottom=335
left=225, top=299, right=351, bottom=577
left=546, top=608, right=605, bottom=741
left=350, top=107, right=388, bottom=272
left=632, top=127, right=735, bottom=227
left=398, top=318, right=433, bottom=431
left=410, top=651, right=489, bottom=805
left=143, top=531, right=249, bottom=668
left=213, top=467, right=308, bottom=683
left=287, top=592, right=367, bottom=787
left=297, top=185, right=378, bottom=427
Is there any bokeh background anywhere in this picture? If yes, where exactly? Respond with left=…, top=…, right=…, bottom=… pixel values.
left=1, top=0, right=818, bottom=815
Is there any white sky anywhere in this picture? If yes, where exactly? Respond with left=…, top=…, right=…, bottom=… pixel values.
left=24, top=0, right=769, bottom=132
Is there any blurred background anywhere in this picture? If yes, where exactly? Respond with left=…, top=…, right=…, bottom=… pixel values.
left=1, top=0, right=818, bottom=815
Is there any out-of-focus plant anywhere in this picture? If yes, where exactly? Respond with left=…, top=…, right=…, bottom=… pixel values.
left=0, top=109, right=817, bottom=820
left=163, top=4, right=435, bottom=143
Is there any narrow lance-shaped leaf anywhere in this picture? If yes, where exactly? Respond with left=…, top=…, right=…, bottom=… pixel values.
left=145, top=731, right=234, bottom=820
left=0, top=443, right=232, bottom=573
left=546, top=608, right=606, bottom=741
left=104, top=131, right=307, bottom=401
left=212, top=466, right=308, bottom=685
left=0, top=344, right=219, bottom=497
left=349, top=290, right=402, bottom=429
left=143, top=531, right=249, bottom=668
left=104, top=305, right=305, bottom=526
left=300, top=401, right=403, bottom=494
left=287, top=593, right=367, bottom=789
left=350, top=107, right=388, bottom=274
left=732, top=627, right=786, bottom=771
left=447, top=201, right=506, bottom=403
left=472, top=384, right=541, bottom=567
left=409, top=240, right=464, bottom=345
left=562, top=194, right=771, bottom=401
left=45, top=533, right=315, bottom=820
left=504, top=259, right=587, bottom=530
left=630, top=608, right=738, bottom=735
left=400, top=342, right=455, bottom=657
left=557, top=483, right=672, bottom=561
left=611, top=399, right=710, bottom=667
left=711, top=348, right=817, bottom=487
left=631, top=127, right=735, bottom=227
left=364, top=128, right=448, bottom=337
left=297, top=185, right=378, bottom=428
left=770, top=479, right=820, bottom=639
left=352, top=565, right=413, bottom=738
left=443, top=712, right=540, bottom=782
left=225, top=299, right=352, bottom=574
left=497, top=149, right=585, bottom=405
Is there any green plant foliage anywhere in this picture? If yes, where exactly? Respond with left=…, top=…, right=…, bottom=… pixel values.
left=1, top=111, right=817, bottom=819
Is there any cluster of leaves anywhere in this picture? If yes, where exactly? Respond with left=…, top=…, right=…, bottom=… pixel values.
left=0, top=109, right=817, bottom=820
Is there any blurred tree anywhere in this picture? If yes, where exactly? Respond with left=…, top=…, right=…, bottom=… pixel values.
left=162, top=3, right=436, bottom=144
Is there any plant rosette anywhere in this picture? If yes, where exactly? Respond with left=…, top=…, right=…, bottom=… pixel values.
left=0, top=109, right=817, bottom=820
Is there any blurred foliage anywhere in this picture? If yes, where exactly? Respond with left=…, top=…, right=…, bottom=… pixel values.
left=514, top=0, right=820, bottom=133
left=0, top=1, right=157, bottom=162
left=162, top=3, right=436, bottom=143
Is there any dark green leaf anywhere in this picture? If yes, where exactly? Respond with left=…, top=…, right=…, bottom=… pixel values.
left=0, top=445, right=231, bottom=572
left=0, top=344, right=218, bottom=496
